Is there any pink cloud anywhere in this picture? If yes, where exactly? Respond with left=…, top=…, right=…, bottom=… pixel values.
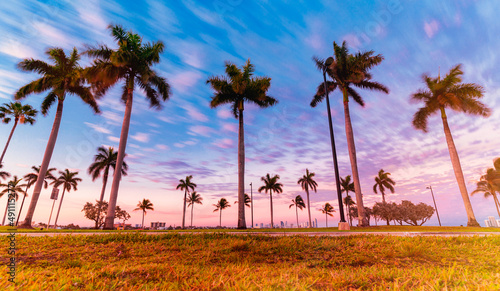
left=222, top=123, right=238, bottom=133
left=217, top=108, right=233, bottom=119
left=189, top=125, right=213, bottom=137
left=424, top=20, right=439, bottom=38
left=182, top=104, right=208, bottom=122
left=213, top=138, right=233, bottom=149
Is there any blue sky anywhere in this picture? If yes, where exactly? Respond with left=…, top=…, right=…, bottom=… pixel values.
left=0, top=0, right=499, bottom=227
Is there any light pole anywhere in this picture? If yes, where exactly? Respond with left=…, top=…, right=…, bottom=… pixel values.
left=250, top=182, right=253, bottom=228
left=322, top=57, right=346, bottom=225
left=427, top=185, right=442, bottom=226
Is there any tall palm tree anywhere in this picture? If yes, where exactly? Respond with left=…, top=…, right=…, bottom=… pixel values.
left=1, top=176, right=26, bottom=226
left=472, top=159, right=500, bottom=217
left=411, top=64, right=490, bottom=227
left=289, top=195, right=306, bottom=228
left=176, top=175, right=197, bottom=229
left=134, top=198, right=154, bottom=229
left=85, top=24, right=170, bottom=230
left=207, top=60, right=278, bottom=229
left=297, top=169, right=318, bottom=229
left=213, top=198, right=230, bottom=227
left=50, top=169, right=81, bottom=228
left=258, top=173, right=283, bottom=228
left=186, top=191, right=203, bottom=228
left=312, top=41, right=389, bottom=227
left=318, top=203, right=335, bottom=227
left=373, top=169, right=396, bottom=203
left=88, top=146, right=128, bottom=228
left=0, top=102, right=37, bottom=165
left=17, top=166, right=56, bottom=225
left=343, top=195, right=356, bottom=226
left=15, top=47, right=99, bottom=228
left=340, top=175, right=355, bottom=224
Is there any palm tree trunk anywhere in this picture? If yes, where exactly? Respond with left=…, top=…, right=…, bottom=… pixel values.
left=346, top=204, right=351, bottom=226
left=237, top=107, right=246, bottom=229
left=16, top=185, right=29, bottom=226
left=295, top=205, right=299, bottom=228
left=2, top=197, right=10, bottom=226
left=142, top=210, right=145, bottom=229
left=95, top=167, right=109, bottom=229
left=191, top=204, right=194, bottom=228
left=305, top=188, right=312, bottom=228
left=47, top=198, right=57, bottom=229
left=182, top=189, right=187, bottom=229
left=20, top=100, right=64, bottom=229
left=382, top=192, right=386, bottom=203
left=0, top=120, right=18, bottom=165
left=270, top=190, right=274, bottom=228
left=325, top=213, right=328, bottom=228
left=440, top=107, right=479, bottom=227
left=493, top=193, right=500, bottom=218
left=342, top=89, right=368, bottom=227
left=219, top=209, right=222, bottom=227
left=53, top=187, right=66, bottom=228
left=104, top=88, right=133, bottom=230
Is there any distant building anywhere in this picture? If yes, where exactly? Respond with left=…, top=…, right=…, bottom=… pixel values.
left=485, top=216, right=500, bottom=227
left=151, top=222, right=166, bottom=229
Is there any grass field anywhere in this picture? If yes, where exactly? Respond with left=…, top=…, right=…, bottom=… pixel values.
left=1, top=232, right=499, bottom=290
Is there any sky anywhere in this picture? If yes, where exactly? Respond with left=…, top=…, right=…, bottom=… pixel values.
left=0, top=0, right=499, bottom=228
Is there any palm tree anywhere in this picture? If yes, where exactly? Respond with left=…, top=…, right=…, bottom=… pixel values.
left=88, top=146, right=128, bottom=228
left=15, top=47, right=99, bottom=228
left=1, top=176, right=26, bottom=225
left=207, top=60, right=278, bottom=229
left=234, top=193, right=251, bottom=207
left=50, top=169, right=81, bottom=228
left=176, top=175, right=197, bottom=229
left=186, top=191, right=203, bottom=228
left=472, top=159, right=500, bottom=217
left=289, top=195, right=306, bottom=228
left=0, top=164, right=10, bottom=181
left=297, top=169, right=318, bottom=228
left=0, top=102, right=37, bottom=165
left=85, top=25, right=170, bottom=230
left=258, top=174, right=283, bottom=228
left=318, top=203, right=335, bottom=227
left=343, top=195, right=356, bottom=226
left=340, top=175, right=355, bottom=224
left=17, top=166, right=56, bottom=225
left=373, top=169, right=396, bottom=203
left=213, top=198, right=231, bottom=227
left=411, top=64, right=490, bottom=227
left=312, top=41, right=389, bottom=227
left=134, top=198, right=154, bottom=229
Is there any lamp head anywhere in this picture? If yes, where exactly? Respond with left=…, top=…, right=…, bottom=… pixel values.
left=325, top=57, right=334, bottom=67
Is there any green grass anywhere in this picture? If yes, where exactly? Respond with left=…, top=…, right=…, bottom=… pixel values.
left=1, top=233, right=499, bottom=290
left=2, top=225, right=500, bottom=233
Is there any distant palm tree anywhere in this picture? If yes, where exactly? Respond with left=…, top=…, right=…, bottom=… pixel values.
left=340, top=175, right=355, bottom=224
left=0, top=164, right=10, bottom=181
left=88, top=146, right=128, bottom=228
left=15, top=47, right=99, bottom=228
left=51, top=169, right=81, bottom=228
left=85, top=24, right=170, bottom=230
left=343, top=195, right=356, bottom=226
left=312, top=41, right=389, bottom=227
left=186, top=191, right=203, bottom=228
left=258, top=174, right=283, bottom=228
left=472, top=159, right=500, bottom=217
left=1, top=176, right=26, bottom=225
left=297, top=169, right=318, bottom=229
left=207, top=60, right=277, bottom=229
left=318, top=203, right=335, bottom=228
left=17, top=166, right=56, bottom=225
left=289, top=195, right=306, bottom=228
left=134, top=199, right=154, bottom=229
left=0, top=102, right=37, bottom=165
left=213, top=198, right=231, bottom=227
left=176, top=175, right=197, bottom=229
left=411, top=64, right=490, bottom=227
left=234, top=193, right=251, bottom=207
left=373, top=169, right=396, bottom=203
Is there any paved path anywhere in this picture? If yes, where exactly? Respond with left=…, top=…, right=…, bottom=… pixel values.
left=2, top=231, right=500, bottom=237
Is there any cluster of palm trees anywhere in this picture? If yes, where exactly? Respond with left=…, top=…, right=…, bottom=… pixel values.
left=0, top=22, right=494, bottom=229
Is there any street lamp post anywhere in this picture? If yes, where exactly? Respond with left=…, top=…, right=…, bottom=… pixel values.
left=427, top=185, right=442, bottom=226
left=322, top=57, right=347, bottom=226
left=250, top=182, right=253, bottom=228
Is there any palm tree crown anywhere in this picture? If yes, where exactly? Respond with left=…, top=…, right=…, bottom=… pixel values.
left=88, top=146, right=128, bottom=181
left=134, top=198, right=154, bottom=229
left=318, top=202, right=335, bottom=227
left=411, top=64, right=490, bottom=227
left=85, top=24, right=170, bottom=230
left=15, top=47, right=99, bottom=228
left=373, top=169, right=396, bottom=203
left=24, top=166, right=57, bottom=189
left=1, top=176, right=27, bottom=225
left=312, top=41, right=389, bottom=227
left=207, top=59, right=278, bottom=229
left=52, top=169, right=81, bottom=192
left=472, top=158, right=500, bottom=217
left=0, top=165, right=11, bottom=181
